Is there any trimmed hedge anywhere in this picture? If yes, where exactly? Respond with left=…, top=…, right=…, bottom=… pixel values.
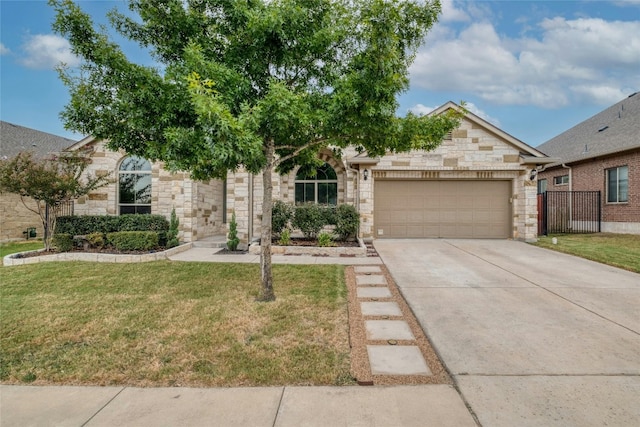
left=56, top=214, right=169, bottom=235
left=106, top=231, right=159, bottom=251
left=335, top=204, right=360, bottom=241
left=52, top=233, right=73, bottom=252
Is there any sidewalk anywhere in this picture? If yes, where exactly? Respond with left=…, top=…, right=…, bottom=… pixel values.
left=0, top=384, right=476, bottom=427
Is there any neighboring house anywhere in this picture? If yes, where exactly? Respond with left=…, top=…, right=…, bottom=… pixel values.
left=71, top=101, right=550, bottom=243
left=537, top=92, right=640, bottom=234
left=0, top=121, right=77, bottom=241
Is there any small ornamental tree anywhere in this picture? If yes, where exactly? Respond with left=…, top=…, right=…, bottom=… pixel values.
left=227, top=212, right=240, bottom=251
left=0, top=151, right=110, bottom=250
left=51, top=0, right=464, bottom=301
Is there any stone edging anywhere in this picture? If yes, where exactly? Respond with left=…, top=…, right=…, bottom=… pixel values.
left=2, top=243, right=193, bottom=267
left=248, top=238, right=367, bottom=257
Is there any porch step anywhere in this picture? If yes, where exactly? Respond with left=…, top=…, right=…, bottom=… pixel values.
left=192, top=235, right=228, bottom=248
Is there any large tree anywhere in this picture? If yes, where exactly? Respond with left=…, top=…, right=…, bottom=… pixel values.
left=51, top=0, right=464, bottom=301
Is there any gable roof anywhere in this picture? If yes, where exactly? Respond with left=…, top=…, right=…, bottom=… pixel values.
left=349, top=101, right=551, bottom=166
left=1, top=121, right=77, bottom=160
left=431, top=101, right=549, bottom=160
left=537, top=92, right=640, bottom=166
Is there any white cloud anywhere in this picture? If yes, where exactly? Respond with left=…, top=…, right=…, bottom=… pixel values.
left=410, top=12, right=640, bottom=108
left=0, top=43, right=10, bottom=55
left=439, top=0, right=469, bottom=22
left=18, top=34, right=80, bottom=69
left=408, top=103, right=436, bottom=115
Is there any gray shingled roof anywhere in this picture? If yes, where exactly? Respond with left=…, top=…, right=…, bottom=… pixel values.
left=1, top=121, right=77, bottom=160
left=537, top=92, right=640, bottom=166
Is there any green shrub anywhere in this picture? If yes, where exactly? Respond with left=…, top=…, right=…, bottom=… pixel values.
left=227, top=212, right=240, bottom=251
left=318, top=231, right=335, bottom=247
left=56, top=215, right=117, bottom=235
left=278, top=228, right=291, bottom=246
left=52, top=233, right=73, bottom=252
left=86, top=232, right=106, bottom=249
left=292, top=203, right=326, bottom=239
left=167, top=208, right=180, bottom=248
left=335, top=204, right=360, bottom=241
left=106, top=231, right=159, bottom=251
left=272, top=200, right=293, bottom=236
left=322, top=205, right=338, bottom=225
left=55, top=215, right=169, bottom=235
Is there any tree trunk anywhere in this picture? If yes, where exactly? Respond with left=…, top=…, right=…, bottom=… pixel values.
left=257, top=140, right=276, bottom=302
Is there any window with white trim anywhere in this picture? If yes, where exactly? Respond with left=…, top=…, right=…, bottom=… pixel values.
left=554, top=175, right=569, bottom=185
left=294, top=163, right=338, bottom=205
left=606, top=166, right=628, bottom=203
left=118, top=156, right=152, bottom=214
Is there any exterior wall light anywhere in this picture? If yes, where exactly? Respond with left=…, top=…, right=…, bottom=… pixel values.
left=363, top=169, right=369, bottom=180
left=529, top=169, right=538, bottom=181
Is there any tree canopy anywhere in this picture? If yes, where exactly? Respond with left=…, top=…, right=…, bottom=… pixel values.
left=51, top=0, right=464, bottom=300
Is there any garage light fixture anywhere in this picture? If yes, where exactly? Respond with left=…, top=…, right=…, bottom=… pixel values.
left=529, top=169, right=538, bottom=180
left=363, top=169, right=369, bottom=180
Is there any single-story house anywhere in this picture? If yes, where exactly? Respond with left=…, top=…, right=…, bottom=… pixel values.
left=65, top=101, right=550, bottom=243
left=0, top=121, right=77, bottom=241
left=537, top=92, right=639, bottom=234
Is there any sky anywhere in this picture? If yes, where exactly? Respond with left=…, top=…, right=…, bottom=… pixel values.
left=1, top=0, right=639, bottom=148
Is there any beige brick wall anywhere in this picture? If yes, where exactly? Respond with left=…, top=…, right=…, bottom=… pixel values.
left=0, top=193, right=43, bottom=242
left=73, top=140, right=224, bottom=243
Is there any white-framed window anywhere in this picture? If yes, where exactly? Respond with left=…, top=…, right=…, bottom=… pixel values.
left=118, top=156, right=152, bottom=214
left=606, top=166, right=628, bottom=203
left=553, top=175, right=569, bottom=185
left=295, top=162, right=338, bottom=205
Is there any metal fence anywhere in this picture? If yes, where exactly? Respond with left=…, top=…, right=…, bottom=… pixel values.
left=44, top=200, right=75, bottom=240
left=538, top=191, right=601, bottom=235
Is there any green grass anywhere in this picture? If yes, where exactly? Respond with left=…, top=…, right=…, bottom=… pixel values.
left=0, top=261, right=353, bottom=387
left=0, top=241, right=44, bottom=260
left=533, top=233, right=640, bottom=273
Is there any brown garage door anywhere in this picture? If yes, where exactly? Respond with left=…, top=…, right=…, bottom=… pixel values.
left=374, top=180, right=511, bottom=238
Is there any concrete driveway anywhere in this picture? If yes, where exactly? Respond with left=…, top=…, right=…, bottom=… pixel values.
left=374, top=239, right=640, bottom=427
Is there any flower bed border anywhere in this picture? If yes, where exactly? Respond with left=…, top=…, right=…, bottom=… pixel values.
left=3, top=243, right=193, bottom=267
left=249, top=238, right=367, bottom=257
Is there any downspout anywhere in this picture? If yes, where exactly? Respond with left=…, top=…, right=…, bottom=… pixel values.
left=346, top=164, right=361, bottom=229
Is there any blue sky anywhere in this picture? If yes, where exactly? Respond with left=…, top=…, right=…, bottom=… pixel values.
left=1, top=0, right=639, bottom=148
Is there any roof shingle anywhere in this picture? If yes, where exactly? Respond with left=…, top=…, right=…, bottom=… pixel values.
left=537, top=92, right=640, bottom=165
left=1, top=121, right=77, bottom=160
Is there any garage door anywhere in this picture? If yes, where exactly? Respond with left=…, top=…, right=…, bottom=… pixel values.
left=374, top=180, right=511, bottom=238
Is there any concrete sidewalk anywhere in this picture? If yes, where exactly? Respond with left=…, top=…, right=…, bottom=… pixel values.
left=0, top=385, right=476, bottom=427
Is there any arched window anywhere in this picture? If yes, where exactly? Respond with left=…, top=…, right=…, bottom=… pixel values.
left=295, top=162, right=338, bottom=205
left=118, top=156, right=152, bottom=214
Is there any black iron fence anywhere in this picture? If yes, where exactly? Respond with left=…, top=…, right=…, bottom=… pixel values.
left=44, top=200, right=75, bottom=240
left=538, top=191, right=601, bottom=235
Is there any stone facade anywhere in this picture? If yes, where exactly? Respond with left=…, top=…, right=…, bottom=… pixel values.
left=3, top=103, right=545, bottom=244
left=0, top=193, right=44, bottom=241
left=73, top=140, right=225, bottom=242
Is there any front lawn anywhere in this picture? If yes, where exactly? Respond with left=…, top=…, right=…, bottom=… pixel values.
left=0, top=241, right=44, bottom=262
left=533, top=233, right=640, bottom=273
left=0, top=261, right=352, bottom=387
